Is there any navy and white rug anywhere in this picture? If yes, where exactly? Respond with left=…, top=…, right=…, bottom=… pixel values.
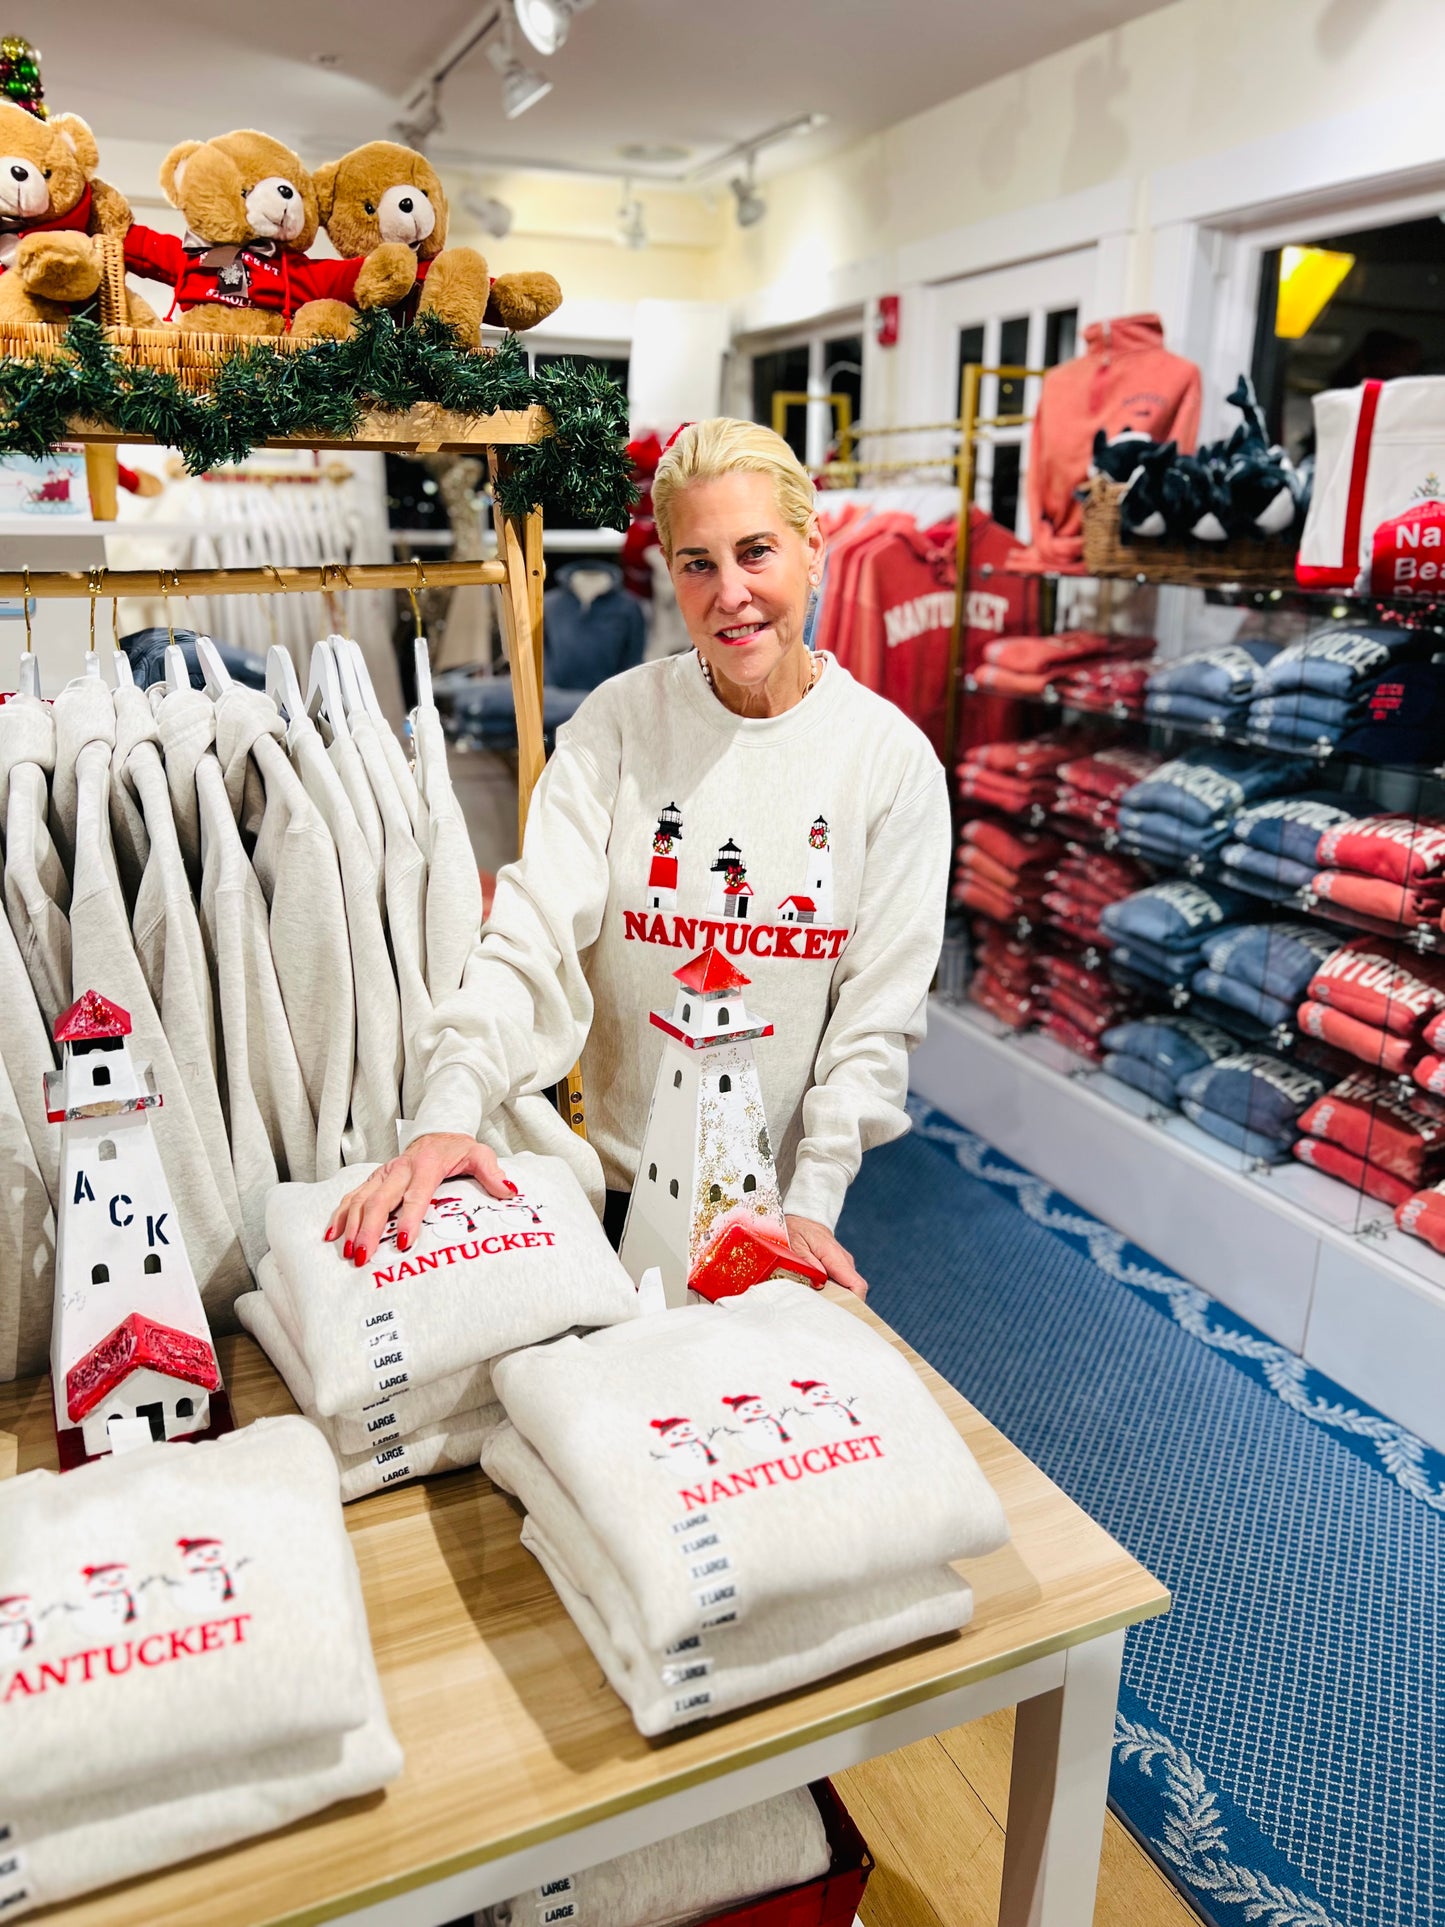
left=837, top=1100, right=1445, bottom=1927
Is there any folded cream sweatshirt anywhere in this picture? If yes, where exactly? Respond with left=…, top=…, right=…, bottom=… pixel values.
left=490, top=1282, right=1008, bottom=1652
left=415, top=653, right=950, bottom=1230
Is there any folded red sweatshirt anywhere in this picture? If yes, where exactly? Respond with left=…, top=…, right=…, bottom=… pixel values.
left=1057, top=746, right=1163, bottom=801
left=1046, top=985, right=1124, bottom=1040
left=957, top=768, right=1054, bottom=815
left=955, top=845, right=1037, bottom=894
left=1298, top=1001, right=1418, bottom=1075
left=1298, top=1071, right=1445, bottom=1182
left=1038, top=953, right=1113, bottom=998
left=1293, top=1137, right=1415, bottom=1208
left=981, top=631, right=1156, bottom=675
left=1317, top=814, right=1445, bottom=886
left=1055, top=788, right=1121, bottom=833
left=956, top=878, right=1032, bottom=924
left=960, top=819, right=1064, bottom=872
left=1040, top=1011, right=1104, bottom=1061
left=969, top=969, right=1034, bottom=1029
left=1396, top=1184, right=1445, bottom=1255
left=1309, top=940, right=1445, bottom=1033
left=1310, top=870, right=1445, bottom=929
left=1055, top=663, right=1151, bottom=710
left=959, top=727, right=1097, bottom=778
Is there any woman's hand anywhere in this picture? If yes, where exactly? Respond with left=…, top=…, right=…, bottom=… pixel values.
left=326, top=1135, right=515, bottom=1268
left=785, top=1215, right=868, bottom=1300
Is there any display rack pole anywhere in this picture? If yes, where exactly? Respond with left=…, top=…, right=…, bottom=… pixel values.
left=0, top=560, right=508, bottom=598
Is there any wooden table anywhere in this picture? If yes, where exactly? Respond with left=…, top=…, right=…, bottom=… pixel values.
left=0, top=1290, right=1167, bottom=1927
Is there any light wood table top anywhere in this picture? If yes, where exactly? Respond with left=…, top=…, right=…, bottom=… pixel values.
left=0, top=1288, right=1168, bottom=1927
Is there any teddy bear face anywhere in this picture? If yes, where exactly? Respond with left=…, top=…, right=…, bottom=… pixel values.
left=160, top=130, right=320, bottom=252
left=0, top=102, right=97, bottom=225
left=313, top=141, right=450, bottom=261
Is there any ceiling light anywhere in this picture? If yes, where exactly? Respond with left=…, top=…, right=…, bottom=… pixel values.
left=391, top=78, right=444, bottom=150
left=730, top=156, right=766, bottom=229
left=617, top=141, right=691, bottom=167
left=462, top=190, right=514, bottom=239
left=486, top=35, right=552, bottom=118
left=617, top=182, right=647, bottom=250
left=513, top=0, right=590, bottom=57
left=311, top=51, right=342, bottom=67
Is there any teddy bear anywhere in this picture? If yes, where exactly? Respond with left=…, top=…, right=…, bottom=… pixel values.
left=311, top=140, right=562, bottom=344
left=121, top=130, right=417, bottom=337
left=0, top=100, right=157, bottom=326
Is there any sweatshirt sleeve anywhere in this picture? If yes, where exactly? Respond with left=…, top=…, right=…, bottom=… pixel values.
left=783, top=760, right=951, bottom=1230
left=122, top=223, right=185, bottom=284
left=412, top=713, right=619, bottom=1140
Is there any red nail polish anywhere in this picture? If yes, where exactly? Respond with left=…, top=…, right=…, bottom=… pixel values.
left=355, top=1248, right=367, bottom=1267
left=324, top=1227, right=336, bottom=1242
left=506, top=1181, right=519, bottom=1195
left=397, top=1232, right=409, bottom=1251
left=342, top=1240, right=352, bottom=1259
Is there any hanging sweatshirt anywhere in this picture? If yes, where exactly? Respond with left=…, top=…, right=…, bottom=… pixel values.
left=0, top=693, right=72, bottom=1027
left=414, top=654, right=951, bottom=1228
left=0, top=1042, right=53, bottom=1383
left=152, top=684, right=215, bottom=887
left=411, top=696, right=484, bottom=1002
left=1009, top=313, right=1203, bottom=572
left=350, top=712, right=430, bottom=1121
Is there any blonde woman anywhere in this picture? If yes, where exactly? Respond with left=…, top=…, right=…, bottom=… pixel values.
left=329, top=419, right=951, bottom=1296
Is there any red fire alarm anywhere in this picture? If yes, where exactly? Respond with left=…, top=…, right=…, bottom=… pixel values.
left=876, top=294, right=900, bottom=348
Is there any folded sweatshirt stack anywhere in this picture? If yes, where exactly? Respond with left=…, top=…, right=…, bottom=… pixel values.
left=1298, top=938, right=1445, bottom=1077
left=1116, top=747, right=1307, bottom=869
left=1101, top=1014, right=1237, bottom=1108
left=1396, top=1180, right=1445, bottom=1256
left=237, top=1152, right=639, bottom=1502
left=1034, top=950, right=1139, bottom=1061
left=478, top=1788, right=833, bottom=1927
left=483, top=1281, right=1010, bottom=1736
left=1054, top=656, right=1152, bottom=714
left=952, top=818, right=1062, bottom=924
left=1144, top=638, right=1276, bottom=730
left=956, top=728, right=1094, bottom=817
left=1308, top=814, right=1445, bottom=934
left=1191, top=921, right=1339, bottom=1034
left=0, top=1419, right=401, bottom=1915
left=972, top=631, right=1153, bottom=698
left=1099, top=878, right=1253, bottom=990
left=1245, top=625, right=1423, bottom=753
left=1041, top=845, right=1151, bottom=948
left=1177, top=1051, right=1328, bottom=1162
left=967, top=926, right=1040, bottom=1030
left=1220, top=792, right=1358, bottom=904
left=1294, top=1071, right=1445, bottom=1208
left=1054, top=745, right=1162, bottom=838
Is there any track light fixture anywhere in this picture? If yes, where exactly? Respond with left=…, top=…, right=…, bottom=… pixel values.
left=513, top=0, right=592, bottom=57
left=730, top=154, right=767, bottom=229
left=461, top=190, right=515, bottom=238
left=486, top=29, right=553, bottom=118
left=617, top=180, right=647, bottom=250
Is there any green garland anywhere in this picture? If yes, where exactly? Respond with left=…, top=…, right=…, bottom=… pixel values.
left=0, top=313, right=635, bottom=529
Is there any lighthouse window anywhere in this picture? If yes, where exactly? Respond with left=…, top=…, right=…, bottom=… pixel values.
left=143, top=1254, right=162, bottom=1274
left=175, top=1398, right=194, bottom=1418
left=673, top=1070, right=682, bottom=1089
left=98, top=1139, right=116, bottom=1161
left=91, top=1263, right=109, bottom=1284
left=719, top=1075, right=732, bottom=1094
left=648, top=1162, right=657, bottom=1182
left=718, top=1007, right=730, bottom=1025
left=669, top=1179, right=679, bottom=1198
left=91, top=1064, right=110, bottom=1087
left=682, top=1002, right=692, bottom=1022
left=709, top=1183, right=722, bottom=1203
left=744, top=1174, right=757, bottom=1193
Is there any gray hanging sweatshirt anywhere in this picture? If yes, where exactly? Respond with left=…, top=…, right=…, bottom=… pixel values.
left=351, top=712, right=430, bottom=1122
left=0, top=693, right=71, bottom=1027
left=0, top=1042, right=55, bottom=1382
left=414, top=654, right=950, bottom=1229
left=411, top=698, right=484, bottom=1002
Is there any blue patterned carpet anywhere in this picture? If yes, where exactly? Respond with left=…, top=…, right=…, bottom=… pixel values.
left=837, top=1101, right=1445, bottom=1927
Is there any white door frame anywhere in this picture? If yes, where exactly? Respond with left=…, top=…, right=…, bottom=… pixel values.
left=735, top=309, right=867, bottom=467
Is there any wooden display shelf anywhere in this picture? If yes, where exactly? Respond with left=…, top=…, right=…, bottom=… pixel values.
left=1080, top=473, right=1300, bottom=589
left=0, top=1290, right=1167, bottom=1927
left=64, top=403, right=553, bottom=457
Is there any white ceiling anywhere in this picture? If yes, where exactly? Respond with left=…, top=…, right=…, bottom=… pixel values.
left=38, top=0, right=1167, bottom=184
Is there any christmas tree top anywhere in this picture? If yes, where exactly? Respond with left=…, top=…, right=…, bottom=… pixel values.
left=0, top=37, right=46, bottom=118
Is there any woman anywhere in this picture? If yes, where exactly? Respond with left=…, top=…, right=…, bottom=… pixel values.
left=328, top=419, right=950, bottom=1296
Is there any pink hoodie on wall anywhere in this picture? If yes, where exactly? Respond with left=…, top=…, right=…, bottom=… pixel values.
left=1008, top=313, right=1203, bottom=574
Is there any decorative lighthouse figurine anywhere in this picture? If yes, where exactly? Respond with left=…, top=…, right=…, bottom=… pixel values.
left=619, top=947, right=825, bottom=1307
left=47, top=989, right=223, bottom=1468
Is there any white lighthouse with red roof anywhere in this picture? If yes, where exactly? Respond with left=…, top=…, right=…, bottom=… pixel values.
left=619, top=947, right=825, bottom=1308
left=646, top=801, right=684, bottom=912
left=47, top=989, right=221, bottom=1464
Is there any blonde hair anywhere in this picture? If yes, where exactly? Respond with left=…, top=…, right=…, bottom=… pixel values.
left=652, top=418, right=816, bottom=560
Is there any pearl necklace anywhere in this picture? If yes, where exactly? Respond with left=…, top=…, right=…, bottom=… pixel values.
left=699, top=651, right=823, bottom=706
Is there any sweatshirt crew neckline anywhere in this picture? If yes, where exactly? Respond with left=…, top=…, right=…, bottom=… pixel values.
left=675, top=649, right=842, bottom=742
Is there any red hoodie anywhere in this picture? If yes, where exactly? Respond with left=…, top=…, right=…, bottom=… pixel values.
left=1009, top=314, right=1202, bottom=574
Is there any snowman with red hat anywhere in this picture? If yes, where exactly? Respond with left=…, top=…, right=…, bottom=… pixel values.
left=78, top=1562, right=139, bottom=1635
left=791, top=1378, right=861, bottom=1428
left=648, top=1416, right=717, bottom=1467
left=720, top=1392, right=792, bottom=1446
left=173, top=1536, right=239, bottom=1610
left=0, top=1593, right=36, bottom=1660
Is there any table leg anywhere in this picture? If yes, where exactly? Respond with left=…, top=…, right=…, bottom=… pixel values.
left=997, top=1627, right=1125, bottom=1927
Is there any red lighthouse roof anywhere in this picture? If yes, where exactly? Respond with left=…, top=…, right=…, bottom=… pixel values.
left=66, top=1312, right=220, bottom=1422
left=54, top=989, right=131, bottom=1044
left=673, top=947, right=749, bottom=995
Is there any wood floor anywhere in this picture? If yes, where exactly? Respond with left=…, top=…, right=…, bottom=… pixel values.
left=837, top=1707, right=1201, bottom=1927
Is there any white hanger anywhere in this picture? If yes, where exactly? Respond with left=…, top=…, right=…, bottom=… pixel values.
left=158, top=572, right=189, bottom=694
left=413, top=633, right=434, bottom=712
left=111, top=645, right=135, bottom=688
left=305, top=636, right=351, bottom=741
left=265, top=642, right=305, bottom=725
left=341, top=635, right=388, bottom=723
left=329, top=631, right=368, bottom=721
left=193, top=633, right=234, bottom=698
left=17, top=570, right=40, bottom=696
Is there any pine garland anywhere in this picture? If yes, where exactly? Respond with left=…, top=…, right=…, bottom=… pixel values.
left=0, top=313, right=635, bottom=529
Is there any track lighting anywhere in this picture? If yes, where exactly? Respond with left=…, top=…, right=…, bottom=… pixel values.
left=486, top=32, right=553, bottom=118
left=513, top=0, right=592, bottom=57
left=390, top=78, right=444, bottom=152
left=730, top=154, right=766, bottom=229
left=617, top=181, right=647, bottom=250
left=461, top=190, right=514, bottom=239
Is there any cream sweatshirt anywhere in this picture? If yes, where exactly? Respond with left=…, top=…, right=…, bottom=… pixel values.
left=415, top=654, right=950, bottom=1228
left=0, top=694, right=71, bottom=1028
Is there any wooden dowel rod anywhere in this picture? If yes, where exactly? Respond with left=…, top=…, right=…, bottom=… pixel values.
left=0, top=560, right=507, bottom=599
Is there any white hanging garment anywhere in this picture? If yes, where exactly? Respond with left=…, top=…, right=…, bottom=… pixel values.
left=46, top=674, right=118, bottom=877
left=410, top=693, right=483, bottom=1003
left=0, top=693, right=71, bottom=1026
left=67, top=734, right=250, bottom=1320
left=349, top=711, right=430, bottom=1122
left=195, top=752, right=317, bottom=1267
left=310, top=643, right=385, bottom=882
left=0, top=1037, right=55, bottom=1383
left=212, top=684, right=356, bottom=1179
left=152, top=683, right=217, bottom=887
left=341, top=637, right=420, bottom=833
left=107, top=689, right=151, bottom=910
left=285, top=711, right=402, bottom=1163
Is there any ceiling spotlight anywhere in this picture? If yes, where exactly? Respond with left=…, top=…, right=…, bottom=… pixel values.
left=730, top=155, right=766, bottom=229
left=391, top=78, right=444, bottom=151
left=617, top=182, right=647, bottom=250
left=486, top=34, right=553, bottom=118
left=462, top=190, right=514, bottom=239
left=514, top=0, right=591, bottom=57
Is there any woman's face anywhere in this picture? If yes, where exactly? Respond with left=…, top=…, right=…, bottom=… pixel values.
left=667, top=471, right=824, bottom=692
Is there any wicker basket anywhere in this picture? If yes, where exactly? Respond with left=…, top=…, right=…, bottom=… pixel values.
left=1081, top=473, right=1300, bottom=589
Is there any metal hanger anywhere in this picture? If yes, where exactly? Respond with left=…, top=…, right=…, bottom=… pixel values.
left=84, top=569, right=103, bottom=680
left=17, top=568, right=40, bottom=697
left=159, top=571, right=190, bottom=693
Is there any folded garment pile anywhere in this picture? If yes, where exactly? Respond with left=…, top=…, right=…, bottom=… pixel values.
left=1099, top=878, right=1253, bottom=991
left=967, top=926, right=1040, bottom=1030
left=952, top=818, right=1061, bottom=924
left=478, top=1788, right=833, bottom=1927
left=1040, top=844, right=1152, bottom=948
left=0, top=1419, right=401, bottom=1914
left=1299, top=937, right=1445, bottom=1077
left=1245, top=626, right=1423, bottom=753
left=482, top=1281, right=1010, bottom=1736
left=238, top=1153, right=639, bottom=1501
left=1307, top=813, right=1445, bottom=935
left=1176, top=1051, right=1328, bottom=1162
left=956, top=729, right=1093, bottom=817
left=1034, top=950, right=1140, bottom=1061
left=1396, top=1180, right=1445, bottom=1255
left=1101, top=1013, right=1238, bottom=1108
left=1116, top=746, right=1307, bottom=869
left=1220, top=792, right=1359, bottom=904
left=1190, top=921, right=1339, bottom=1034
left=1294, top=1071, right=1445, bottom=1208
left=1144, top=638, right=1276, bottom=730
left=971, top=631, right=1153, bottom=699
left=1052, top=656, right=1152, bottom=715
left=1054, top=745, right=1162, bottom=839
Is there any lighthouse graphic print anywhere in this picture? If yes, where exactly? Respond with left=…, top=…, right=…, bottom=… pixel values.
left=624, top=807, right=850, bottom=964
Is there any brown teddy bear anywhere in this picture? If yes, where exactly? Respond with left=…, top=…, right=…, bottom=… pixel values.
left=121, top=130, right=417, bottom=337
left=312, top=140, right=562, bottom=344
left=0, top=100, right=157, bottom=326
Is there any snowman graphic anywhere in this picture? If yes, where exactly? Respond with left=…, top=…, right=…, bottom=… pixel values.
left=649, top=1417, right=718, bottom=1466
left=720, top=1393, right=792, bottom=1445
left=78, top=1563, right=140, bottom=1636
left=0, top=1594, right=35, bottom=1659
left=381, top=1187, right=543, bottom=1247
left=790, top=1379, right=861, bottom=1427
left=173, top=1537, right=240, bottom=1610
